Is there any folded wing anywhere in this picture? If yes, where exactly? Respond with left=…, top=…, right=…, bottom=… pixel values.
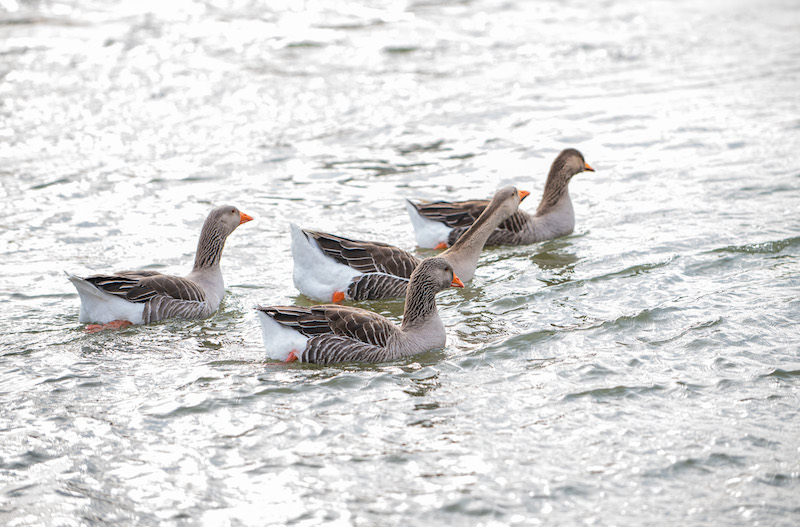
left=304, top=230, right=420, bottom=278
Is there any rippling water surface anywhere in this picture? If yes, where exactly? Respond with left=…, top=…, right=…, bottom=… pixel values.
left=2, top=0, right=799, bottom=525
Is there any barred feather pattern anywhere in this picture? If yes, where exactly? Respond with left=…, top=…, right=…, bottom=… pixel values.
left=258, top=258, right=455, bottom=364
left=305, top=230, right=420, bottom=277
left=400, top=260, right=444, bottom=331
left=260, top=306, right=337, bottom=337
left=302, top=335, right=401, bottom=364
left=412, top=200, right=486, bottom=229
left=70, top=205, right=248, bottom=325
left=421, top=149, right=591, bottom=246
left=259, top=305, right=395, bottom=346
left=193, top=218, right=230, bottom=270
left=257, top=304, right=399, bottom=363
left=535, top=148, right=583, bottom=216
left=85, top=273, right=153, bottom=297
left=447, top=209, right=532, bottom=245
left=346, top=273, right=411, bottom=300
left=140, top=293, right=208, bottom=323
left=86, top=272, right=209, bottom=323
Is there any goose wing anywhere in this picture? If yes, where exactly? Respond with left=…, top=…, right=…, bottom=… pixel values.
left=87, top=272, right=207, bottom=304
left=304, top=230, right=420, bottom=278
left=303, top=335, right=397, bottom=365
left=411, top=199, right=489, bottom=228
left=346, top=273, right=410, bottom=300
left=84, top=271, right=163, bottom=301
left=448, top=209, right=533, bottom=245
left=86, top=271, right=209, bottom=321
left=258, top=304, right=397, bottom=348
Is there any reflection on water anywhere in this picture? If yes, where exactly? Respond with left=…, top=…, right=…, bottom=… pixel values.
left=2, top=0, right=800, bottom=525
left=531, top=242, right=580, bottom=286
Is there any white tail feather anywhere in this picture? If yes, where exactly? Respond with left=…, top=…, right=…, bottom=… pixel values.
left=404, top=200, right=453, bottom=249
left=256, top=310, right=309, bottom=361
left=289, top=223, right=361, bottom=302
left=66, top=272, right=145, bottom=324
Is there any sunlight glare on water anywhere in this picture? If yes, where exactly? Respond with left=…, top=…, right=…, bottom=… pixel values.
left=1, top=0, right=799, bottom=526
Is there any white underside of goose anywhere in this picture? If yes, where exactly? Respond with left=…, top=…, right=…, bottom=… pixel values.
left=66, top=273, right=146, bottom=325
left=404, top=200, right=452, bottom=249
left=290, top=223, right=361, bottom=301
left=256, top=309, right=308, bottom=362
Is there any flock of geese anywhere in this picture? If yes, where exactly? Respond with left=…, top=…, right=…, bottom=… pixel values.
left=68, top=148, right=594, bottom=365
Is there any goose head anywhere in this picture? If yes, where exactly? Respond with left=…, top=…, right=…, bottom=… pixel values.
left=552, top=148, right=594, bottom=182
left=410, top=257, right=465, bottom=293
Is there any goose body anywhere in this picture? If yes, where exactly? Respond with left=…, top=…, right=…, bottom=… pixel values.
left=290, top=223, right=417, bottom=302
left=257, top=257, right=464, bottom=364
left=407, top=148, right=594, bottom=248
left=290, top=186, right=527, bottom=302
left=68, top=205, right=253, bottom=331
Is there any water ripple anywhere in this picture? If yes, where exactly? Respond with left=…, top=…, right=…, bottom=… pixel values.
left=2, top=1, right=799, bottom=526
left=708, top=236, right=800, bottom=255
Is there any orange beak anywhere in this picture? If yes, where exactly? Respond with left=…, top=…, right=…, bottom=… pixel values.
left=239, top=211, right=254, bottom=224
left=584, top=162, right=595, bottom=172
left=518, top=190, right=530, bottom=201
left=451, top=274, right=465, bottom=288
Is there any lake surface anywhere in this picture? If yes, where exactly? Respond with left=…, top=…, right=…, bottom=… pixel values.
left=1, top=0, right=799, bottom=525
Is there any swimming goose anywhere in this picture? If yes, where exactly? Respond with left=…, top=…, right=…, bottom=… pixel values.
left=291, top=186, right=528, bottom=302
left=406, top=148, right=594, bottom=248
left=256, top=257, right=464, bottom=364
left=67, top=205, right=253, bottom=332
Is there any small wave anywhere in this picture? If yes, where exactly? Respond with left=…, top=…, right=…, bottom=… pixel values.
left=585, top=305, right=680, bottom=335
left=320, top=158, right=420, bottom=177
left=585, top=257, right=678, bottom=284
left=0, top=450, right=59, bottom=471
left=476, top=329, right=559, bottom=359
left=142, top=393, right=220, bottom=418
left=651, top=452, right=747, bottom=477
left=707, top=236, right=800, bottom=255
left=639, top=317, right=724, bottom=346
left=760, top=368, right=800, bottom=380
left=40, top=373, right=96, bottom=385
left=562, top=383, right=666, bottom=401
left=758, top=471, right=800, bottom=488
left=533, top=256, right=678, bottom=293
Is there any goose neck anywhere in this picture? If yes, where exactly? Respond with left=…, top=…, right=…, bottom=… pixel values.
left=193, top=223, right=228, bottom=270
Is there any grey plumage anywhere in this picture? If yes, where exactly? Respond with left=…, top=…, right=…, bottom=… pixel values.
left=83, top=271, right=208, bottom=323
left=346, top=273, right=410, bottom=300
left=257, top=257, right=463, bottom=365
left=295, top=186, right=525, bottom=301
left=410, top=148, right=594, bottom=246
left=305, top=230, right=420, bottom=277
left=69, top=205, right=252, bottom=325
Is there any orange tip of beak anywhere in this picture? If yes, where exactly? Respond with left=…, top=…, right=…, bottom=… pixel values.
left=435, top=242, right=449, bottom=250
left=332, top=291, right=345, bottom=303
left=519, top=190, right=531, bottom=201
left=584, top=162, right=595, bottom=172
left=451, top=275, right=465, bottom=288
left=239, top=212, right=254, bottom=224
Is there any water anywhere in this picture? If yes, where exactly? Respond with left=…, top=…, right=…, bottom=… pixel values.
left=1, top=0, right=799, bottom=525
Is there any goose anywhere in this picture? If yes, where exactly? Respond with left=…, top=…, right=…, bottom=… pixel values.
left=290, top=186, right=528, bottom=302
left=67, top=205, right=253, bottom=333
left=406, top=148, right=594, bottom=248
left=256, top=257, right=464, bottom=364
